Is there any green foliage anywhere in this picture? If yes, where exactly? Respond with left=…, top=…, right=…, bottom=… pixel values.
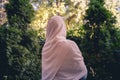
left=78, top=0, right=120, bottom=80
left=0, top=26, right=9, bottom=80
left=30, top=0, right=88, bottom=36
left=0, top=25, right=42, bottom=80
left=5, top=27, right=41, bottom=80
left=5, top=0, right=34, bottom=29
left=0, top=0, right=41, bottom=80
left=67, top=27, right=120, bottom=80
left=67, top=0, right=120, bottom=80
left=85, top=0, right=116, bottom=26
left=82, top=0, right=116, bottom=54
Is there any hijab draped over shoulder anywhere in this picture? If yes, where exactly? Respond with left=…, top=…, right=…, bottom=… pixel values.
left=42, top=16, right=87, bottom=80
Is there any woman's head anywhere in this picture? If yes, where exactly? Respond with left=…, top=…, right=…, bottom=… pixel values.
left=46, top=16, right=66, bottom=41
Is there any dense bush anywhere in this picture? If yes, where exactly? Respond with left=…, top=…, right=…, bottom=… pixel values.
left=67, top=27, right=120, bottom=80
left=0, top=26, right=42, bottom=80
left=67, top=0, right=120, bottom=80
left=6, top=0, right=34, bottom=30
left=0, top=0, right=42, bottom=80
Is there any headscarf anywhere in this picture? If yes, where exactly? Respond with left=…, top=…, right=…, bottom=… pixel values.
left=42, top=16, right=87, bottom=80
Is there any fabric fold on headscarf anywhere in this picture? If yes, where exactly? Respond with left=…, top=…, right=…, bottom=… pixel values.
left=42, top=16, right=87, bottom=80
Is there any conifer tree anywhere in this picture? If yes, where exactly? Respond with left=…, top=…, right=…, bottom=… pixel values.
left=6, top=0, right=34, bottom=30
left=0, top=0, right=41, bottom=79
left=81, top=0, right=119, bottom=80
left=82, top=0, right=116, bottom=54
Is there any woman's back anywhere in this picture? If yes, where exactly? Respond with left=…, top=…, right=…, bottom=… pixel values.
left=42, top=16, right=87, bottom=80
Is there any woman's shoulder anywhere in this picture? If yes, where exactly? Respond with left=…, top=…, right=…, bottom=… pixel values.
left=67, top=40, right=78, bottom=47
left=57, top=40, right=78, bottom=49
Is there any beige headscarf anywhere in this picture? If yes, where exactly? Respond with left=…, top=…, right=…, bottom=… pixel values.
left=42, top=16, right=87, bottom=80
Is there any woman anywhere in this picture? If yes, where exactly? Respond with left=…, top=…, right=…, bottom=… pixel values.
left=42, top=16, right=87, bottom=80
